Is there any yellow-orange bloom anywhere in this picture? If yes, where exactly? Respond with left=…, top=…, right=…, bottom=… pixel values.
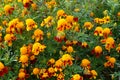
left=26, top=19, right=37, bottom=31
left=116, top=44, right=120, bottom=53
left=67, top=46, right=73, bottom=53
left=4, top=5, right=14, bottom=14
left=103, top=28, right=111, bottom=38
left=71, top=74, right=83, bottom=80
left=20, top=46, right=28, bottom=55
left=41, top=16, right=54, bottom=28
left=4, top=34, right=16, bottom=46
left=61, top=54, right=74, bottom=66
left=47, top=58, right=55, bottom=66
left=20, top=55, right=28, bottom=63
left=57, top=9, right=65, bottom=17
left=84, top=22, right=93, bottom=30
left=33, top=68, right=39, bottom=75
left=94, top=27, right=103, bottom=36
left=105, top=37, right=115, bottom=52
left=32, top=42, right=46, bottom=55
left=90, top=70, right=98, bottom=79
left=32, top=29, right=44, bottom=42
left=80, top=59, right=91, bottom=69
left=57, top=19, right=71, bottom=31
left=0, top=62, right=5, bottom=71
left=104, top=57, right=116, bottom=68
left=18, top=72, right=26, bottom=79
left=93, top=46, right=102, bottom=57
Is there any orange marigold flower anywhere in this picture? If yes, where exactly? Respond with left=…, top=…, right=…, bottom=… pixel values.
left=0, top=62, right=4, bottom=71
left=81, top=42, right=88, bottom=48
left=20, top=46, right=28, bottom=55
left=57, top=19, right=71, bottom=31
left=105, top=37, right=115, bottom=52
left=33, top=68, right=39, bottom=75
left=67, top=46, right=73, bottom=53
left=20, top=55, right=28, bottom=63
left=71, top=74, right=83, bottom=80
left=103, top=28, right=111, bottom=38
left=26, top=19, right=37, bottom=31
left=41, top=16, right=54, bottom=28
left=61, top=54, right=74, bottom=66
left=32, top=42, right=46, bottom=55
left=57, top=72, right=64, bottom=80
left=23, top=0, right=33, bottom=8
left=4, top=34, right=16, bottom=46
left=32, top=29, right=44, bottom=42
left=116, top=44, right=120, bottom=53
left=18, top=72, right=26, bottom=79
left=104, top=57, right=116, bottom=68
left=92, top=46, right=102, bottom=57
left=47, top=58, right=55, bottom=66
left=84, top=22, right=93, bottom=30
left=57, top=9, right=65, bottom=18
left=4, top=5, right=14, bottom=15
left=94, top=26, right=103, bottom=36
left=90, top=70, right=98, bottom=79
left=80, top=59, right=91, bottom=69
left=66, top=15, right=74, bottom=23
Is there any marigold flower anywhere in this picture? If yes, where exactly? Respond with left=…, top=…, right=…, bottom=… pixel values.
left=81, top=42, right=88, bottom=48
left=0, top=62, right=4, bottom=71
left=32, top=29, right=44, bottom=42
left=26, top=19, right=37, bottom=31
left=66, top=15, right=74, bottom=23
left=109, top=57, right=116, bottom=64
left=54, top=31, right=66, bottom=42
left=48, top=67, right=55, bottom=74
left=61, top=54, right=74, bottom=66
left=4, top=34, right=16, bottom=46
left=116, top=44, right=120, bottom=53
left=103, top=16, right=110, bottom=23
left=84, top=22, right=93, bottom=30
left=32, top=42, right=46, bottom=55
left=20, top=55, right=28, bottom=63
left=104, top=57, right=116, bottom=68
left=55, top=59, right=63, bottom=68
left=23, top=0, right=33, bottom=8
left=71, top=74, right=83, bottom=80
left=105, top=37, right=115, bottom=52
left=4, top=5, right=14, bottom=14
left=18, top=72, right=26, bottom=79
left=103, top=28, right=111, bottom=38
left=41, top=16, right=54, bottom=28
left=80, top=59, right=91, bottom=69
left=47, top=58, right=55, bottom=66
left=57, top=9, right=65, bottom=17
left=57, top=19, right=71, bottom=31
left=33, top=68, right=39, bottom=75
left=92, top=46, right=102, bottom=57
left=67, top=46, right=73, bottom=53
left=94, top=27, right=103, bottom=36
left=57, top=72, right=64, bottom=80
left=20, top=46, right=28, bottom=55
left=90, top=70, right=98, bottom=79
